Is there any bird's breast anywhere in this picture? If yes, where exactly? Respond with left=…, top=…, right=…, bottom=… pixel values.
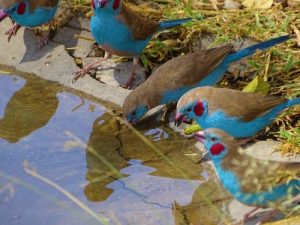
left=91, top=13, right=150, bottom=56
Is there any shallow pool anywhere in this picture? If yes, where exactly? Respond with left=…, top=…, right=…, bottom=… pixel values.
left=0, top=73, right=230, bottom=225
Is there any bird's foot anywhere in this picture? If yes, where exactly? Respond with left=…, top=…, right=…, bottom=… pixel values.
left=72, top=67, right=92, bottom=84
left=72, top=61, right=104, bottom=84
left=5, top=23, right=21, bottom=42
left=256, top=209, right=279, bottom=225
left=242, top=207, right=260, bottom=223
left=72, top=53, right=111, bottom=84
left=120, top=74, right=136, bottom=89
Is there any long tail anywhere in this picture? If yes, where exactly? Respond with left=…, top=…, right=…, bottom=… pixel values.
left=159, top=17, right=193, bottom=30
left=287, top=98, right=300, bottom=107
left=225, top=35, right=292, bottom=63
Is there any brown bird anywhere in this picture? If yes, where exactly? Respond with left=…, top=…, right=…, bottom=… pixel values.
left=176, top=86, right=300, bottom=138
left=123, top=35, right=291, bottom=124
left=195, top=128, right=300, bottom=223
left=123, top=45, right=233, bottom=123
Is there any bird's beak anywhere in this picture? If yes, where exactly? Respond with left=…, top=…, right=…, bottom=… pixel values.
left=194, top=131, right=205, bottom=143
left=175, top=112, right=185, bottom=127
left=175, top=112, right=192, bottom=127
left=99, top=0, right=108, bottom=7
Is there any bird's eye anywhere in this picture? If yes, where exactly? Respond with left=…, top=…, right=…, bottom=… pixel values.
left=131, top=111, right=136, bottom=116
left=211, top=137, right=217, bottom=142
left=187, top=108, right=192, bottom=112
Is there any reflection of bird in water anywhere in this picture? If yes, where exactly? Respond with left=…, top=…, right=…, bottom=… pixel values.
left=84, top=111, right=204, bottom=202
left=84, top=113, right=128, bottom=202
left=0, top=79, right=59, bottom=143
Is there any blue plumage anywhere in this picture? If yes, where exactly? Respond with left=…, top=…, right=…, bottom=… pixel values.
left=159, top=18, right=193, bottom=30
left=193, top=98, right=300, bottom=138
left=5, top=1, right=59, bottom=27
left=195, top=128, right=300, bottom=222
left=224, top=35, right=291, bottom=63
left=162, top=35, right=291, bottom=105
left=74, top=0, right=193, bottom=88
left=176, top=87, right=300, bottom=138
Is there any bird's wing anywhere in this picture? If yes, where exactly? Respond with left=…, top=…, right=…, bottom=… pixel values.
left=172, top=45, right=234, bottom=86
left=223, top=151, right=300, bottom=194
left=203, top=88, right=287, bottom=122
left=117, top=3, right=160, bottom=40
left=27, top=0, right=59, bottom=11
left=151, top=45, right=233, bottom=90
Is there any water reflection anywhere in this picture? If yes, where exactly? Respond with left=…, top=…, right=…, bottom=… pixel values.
left=0, top=75, right=59, bottom=143
left=0, top=73, right=228, bottom=225
left=95, top=159, right=203, bottom=225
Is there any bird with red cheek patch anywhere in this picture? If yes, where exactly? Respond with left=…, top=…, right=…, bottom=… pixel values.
left=72, top=0, right=198, bottom=89
left=1, top=0, right=60, bottom=47
left=176, top=86, right=300, bottom=139
left=195, top=128, right=300, bottom=224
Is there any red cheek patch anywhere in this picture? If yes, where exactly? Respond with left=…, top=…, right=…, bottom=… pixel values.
left=194, top=102, right=204, bottom=116
left=17, top=2, right=26, bottom=15
left=113, top=0, right=120, bottom=10
left=210, top=143, right=225, bottom=156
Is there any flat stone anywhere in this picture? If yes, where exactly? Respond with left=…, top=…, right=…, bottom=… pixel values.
left=72, top=30, right=94, bottom=58
left=0, top=18, right=130, bottom=107
left=67, top=17, right=91, bottom=31
left=83, top=57, right=146, bottom=88
left=244, top=140, right=300, bottom=162
left=52, top=26, right=82, bottom=48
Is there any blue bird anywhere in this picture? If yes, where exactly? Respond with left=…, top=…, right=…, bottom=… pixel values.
left=1, top=0, right=59, bottom=45
left=123, top=35, right=291, bottom=124
left=73, top=0, right=194, bottom=88
left=195, top=128, right=300, bottom=223
left=176, top=86, right=300, bottom=139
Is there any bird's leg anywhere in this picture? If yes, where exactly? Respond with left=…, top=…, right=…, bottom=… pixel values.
left=121, top=56, right=139, bottom=89
left=5, top=22, right=21, bottom=42
left=72, top=51, right=112, bottom=83
left=237, top=138, right=252, bottom=146
left=36, top=22, right=53, bottom=50
left=242, top=207, right=260, bottom=222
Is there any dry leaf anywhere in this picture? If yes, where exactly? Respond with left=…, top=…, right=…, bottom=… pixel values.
left=242, top=76, right=270, bottom=94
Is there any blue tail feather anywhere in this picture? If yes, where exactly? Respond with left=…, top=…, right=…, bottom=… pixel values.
left=287, top=98, right=300, bottom=107
left=159, top=17, right=192, bottom=30
left=225, top=35, right=292, bottom=63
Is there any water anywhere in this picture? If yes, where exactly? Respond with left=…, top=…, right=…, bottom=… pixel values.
left=0, top=73, right=230, bottom=225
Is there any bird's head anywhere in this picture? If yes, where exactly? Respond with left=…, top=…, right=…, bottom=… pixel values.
left=6, top=1, right=28, bottom=16
left=195, top=128, right=236, bottom=160
left=123, top=90, right=149, bottom=125
left=92, top=0, right=122, bottom=12
left=175, top=97, right=208, bottom=127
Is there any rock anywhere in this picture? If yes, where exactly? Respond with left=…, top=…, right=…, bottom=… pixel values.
left=0, top=18, right=130, bottom=107
left=244, top=140, right=300, bottom=162
left=83, top=57, right=146, bottom=89
left=224, top=0, right=242, bottom=9
left=67, top=17, right=91, bottom=31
